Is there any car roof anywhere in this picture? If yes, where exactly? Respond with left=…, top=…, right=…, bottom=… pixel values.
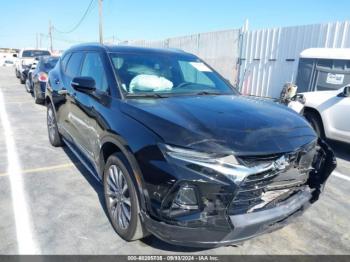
left=66, top=43, right=197, bottom=58
left=300, top=48, right=350, bottom=60
left=39, top=55, right=59, bottom=60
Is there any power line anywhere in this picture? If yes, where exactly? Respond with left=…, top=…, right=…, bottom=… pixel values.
left=41, top=33, right=83, bottom=44
left=53, top=0, right=96, bottom=34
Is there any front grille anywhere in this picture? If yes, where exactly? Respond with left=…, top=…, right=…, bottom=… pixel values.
left=229, top=142, right=316, bottom=215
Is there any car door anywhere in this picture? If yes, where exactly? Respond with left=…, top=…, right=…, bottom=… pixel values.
left=58, top=52, right=87, bottom=150
left=76, top=51, right=110, bottom=162
left=50, top=52, right=71, bottom=134
left=320, top=86, right=350, bottom=142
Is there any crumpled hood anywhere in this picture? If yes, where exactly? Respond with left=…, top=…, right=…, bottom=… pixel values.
left=121, top=95, right=317, bottom=155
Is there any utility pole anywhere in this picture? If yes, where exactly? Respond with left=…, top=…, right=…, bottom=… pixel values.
left=36, top=33, right=38, bottom=49
left=98, top=0, right=103, bottom=44
left=49, top=20, right=53, bottom=52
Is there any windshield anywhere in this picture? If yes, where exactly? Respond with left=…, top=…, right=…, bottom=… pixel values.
left=109, top=52, right=237, bottom=97
left=22, top=50, right=51, bottom=58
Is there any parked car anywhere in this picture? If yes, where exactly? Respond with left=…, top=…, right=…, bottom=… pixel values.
left=14, top=48, right=51, bottom=83
left=302, top=86, right=350, bottom=143
left=295, top=48, right=350, bottom=143
left=28, top=56, right=59, bottom=103
left=2, top=60, right=15, bottom=67
left=24, top=60, right=38, bottom=93
left=46, top=43, right=336, bottom=248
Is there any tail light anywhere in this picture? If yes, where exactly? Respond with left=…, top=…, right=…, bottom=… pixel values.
left=38, top=72, right=48, bottom=82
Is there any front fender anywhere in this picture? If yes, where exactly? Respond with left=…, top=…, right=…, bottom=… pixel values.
left=308, top=138, right=337, bottom=203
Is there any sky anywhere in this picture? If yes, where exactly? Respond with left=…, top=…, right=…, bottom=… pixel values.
left=0, top=0, right=350, bottom=50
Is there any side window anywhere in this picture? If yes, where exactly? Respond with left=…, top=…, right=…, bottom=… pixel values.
left=296, top=58, right=314, bottom=92
left=178, top=61, right=214, bottom=87
left=65, top=52, right=84, bottom=78
left=61, top=53, right=71, bottom=72
left=81, top=52, right=108, bottom=92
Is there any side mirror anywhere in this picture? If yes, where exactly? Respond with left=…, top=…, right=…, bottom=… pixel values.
left=13, top=54, right=17, bottom=58
left=343, top=86, right=350, bottom=97
left=71, top=76, right=96, bottom=93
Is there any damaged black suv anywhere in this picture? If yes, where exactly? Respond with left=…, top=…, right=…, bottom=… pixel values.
left=46, top=43, right=336, bottom=247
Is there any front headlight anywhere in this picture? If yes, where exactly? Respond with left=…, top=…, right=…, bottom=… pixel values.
left=161, top=144, right=273, bottom=183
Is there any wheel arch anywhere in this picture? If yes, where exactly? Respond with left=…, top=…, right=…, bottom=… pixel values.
left=303, top=106, right=326, bottom=137
left=99, top=134, right=148, bottom=212
left=45, top=94, right=52, bottom=106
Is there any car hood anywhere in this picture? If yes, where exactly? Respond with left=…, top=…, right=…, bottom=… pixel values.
left=301, top=88, right=344, bottom=108
left=121, top=95, right=317, bottom=156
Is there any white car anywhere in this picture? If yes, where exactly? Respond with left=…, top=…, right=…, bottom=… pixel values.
left=302, top=86, right=350, bottom=143
left=2, top=60, right=15, bottom=67
left=14, top=48, right=51, bottom=83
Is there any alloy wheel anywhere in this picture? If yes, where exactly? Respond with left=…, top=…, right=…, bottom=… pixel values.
left=25, top=80, right=31, bottom=92
left=47, top=107, right=56, bottom=142
left=106, top=165, right=131, bottom=230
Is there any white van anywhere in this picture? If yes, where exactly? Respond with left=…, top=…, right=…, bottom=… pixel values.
left=295, top=48, right=350, bottom=143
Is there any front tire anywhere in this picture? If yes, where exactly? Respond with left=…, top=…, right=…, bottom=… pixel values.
left=47, top=103, right=62, bottom=147
left=103, top=153, right=147, bottom=241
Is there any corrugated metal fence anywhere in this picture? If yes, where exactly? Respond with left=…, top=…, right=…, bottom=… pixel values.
left=240, top=21, right=350, bottom=98
left=123, top=29, right=240, bottom=83
left=121, top=20, right=350, bottom=98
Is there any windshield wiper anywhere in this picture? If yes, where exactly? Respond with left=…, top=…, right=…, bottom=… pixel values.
left=125, top=93, right=168, bottom=98
left=194, top=91, right=222, bottom=96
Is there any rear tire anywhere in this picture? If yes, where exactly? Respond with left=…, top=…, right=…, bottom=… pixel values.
left=103, top=153, right=148, bottom=241
left=34, top=85, right=43, bottom=104
left=304, top=111, right=325, bottom=139
left=25, top=79, right=31, bottom=93
left=47, top=103, right=63, bottom=147
left=20, top=75, right=25, bottom=84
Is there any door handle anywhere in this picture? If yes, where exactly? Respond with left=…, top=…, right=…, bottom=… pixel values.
left=57, top=89, right=68, bottom=95
left=55, top=79, right=60, bottom=85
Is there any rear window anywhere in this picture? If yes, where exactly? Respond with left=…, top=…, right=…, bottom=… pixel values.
left=42, top=57, right=59, bottom=70
left=65, top=52, right=84, bottom=77
left=22, top=50, right=51, bottom=58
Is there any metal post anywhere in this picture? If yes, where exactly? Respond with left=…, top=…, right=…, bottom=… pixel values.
left=49, top=20, right=53, bottom=52
left=238, top=19, right=249, bottom=90
left=98, top=0, right=103, bottom=44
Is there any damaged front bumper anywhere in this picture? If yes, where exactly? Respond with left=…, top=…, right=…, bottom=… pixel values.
left=141, top=139, right=336, bottom=248
left=143, top=189, right=311, bottom=247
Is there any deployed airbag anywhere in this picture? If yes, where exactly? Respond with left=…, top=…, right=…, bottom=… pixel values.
left=130, top=74, right=173, bottom=93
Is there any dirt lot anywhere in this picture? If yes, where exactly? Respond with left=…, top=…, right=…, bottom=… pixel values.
left=0, top=67, right=349, bottom=255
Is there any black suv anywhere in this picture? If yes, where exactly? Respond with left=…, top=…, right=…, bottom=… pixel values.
left=46, top=43, right=336, bottom=248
